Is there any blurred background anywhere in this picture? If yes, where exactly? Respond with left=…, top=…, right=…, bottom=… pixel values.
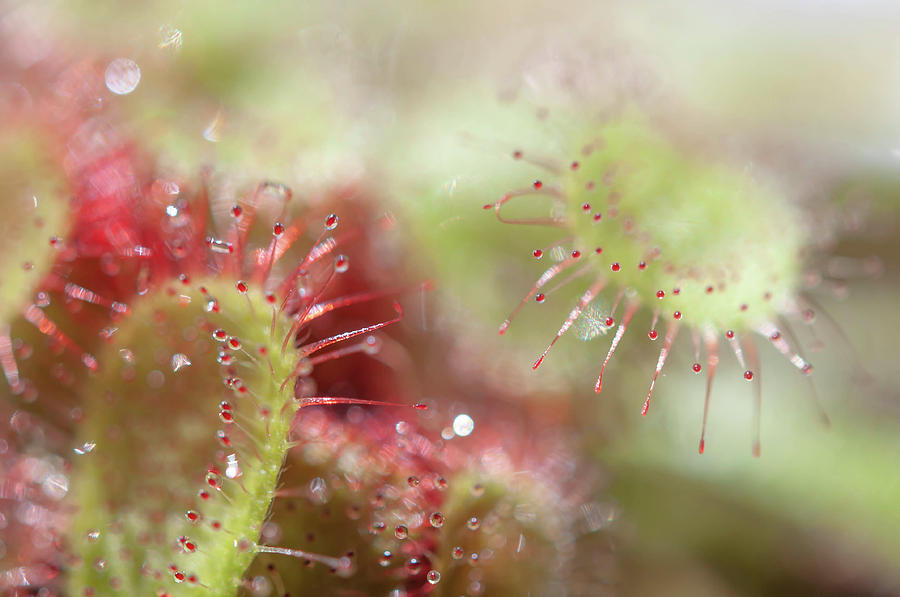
left=2, top=1, right=899, bottom=595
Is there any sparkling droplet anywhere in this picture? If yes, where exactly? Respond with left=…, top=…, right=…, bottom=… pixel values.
left=171, top=353, right=191, bottom=372
left=105, top=58, right=141, bottom=95
left=466, top=517, right=480, bottom=531
left=744, top=370, right=754, bottom=381
left=535, top=293, right=546, bottom=304
left=610, top=262, right=621, bottom=272
left=427, top=570, right=441, bottom=585
left=74, top=442, right=96, bottom=455
left=451, top=546, right=464, bottom=559
left=405, top=557, right=422, bottom=575
left=324, top=214, right=338, bottom=230
left=452, top=414, right=474, bottom=437
left=429, top=512, right=444, bottom=528
left=378, top=550, right=392, bottom=567
left=394, top=525, right=408, bottom=540
left=692, top=363, right=702, bottom=373
left=532, top=249, right=543, bottom=259
left=334, top=255, right=349, bottom=273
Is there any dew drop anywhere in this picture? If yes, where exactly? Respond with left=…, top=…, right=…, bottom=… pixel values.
left=466, top=517, right=480, bottom=530
left=231, top=205, right=243, bottom=218
left=571, top=250, right=582, bottom=259
left=726, top=330, right=735, bottom=339
left=610, top=263, right=620, bottom=272
left=427, top=570, right=441, bottom=585
left=673, top=311, right=682, bottom=320
left=451, top=546, right=465, bottom=559
left=74, top=442, right=96, bottom=455
left=378, top=551, right=392, bottom=567
left=648, top=329, right=658, bottom=340
left=405, top=557, right=422, bottom=575
left=272, top=222, right=284, bottom=237
left=208, top=238, right=233, bottom=254
left=656, top=290, right=665, bottom=299
left=744, top=370, right=754, bottom=381
left=452, top=414, right=474, bottom=437
left=533, top=249, right=543, bottom=259
left=185, top=510, right=200, bottom=524
left=236, top=281, right=248, bottom=294
left=394, top=525, right=408, bottom=540
left=692, top=363, right=702, bottom=373
left=325, top=214, right=339, bottom=230
left=213, top=329, right=227, bottom=341
left=535, top=293, right=546, bottom=304
left=334, top=255, right=349, bottom=273
left=533, top=180, right=543, bottom=190
left=429, top=512, right=444, bottom=528
left=171, top=353, right=191, bottom=372
left=105, top=58, right=141, bottom=95
left=605, top=317, right=615, bottom=327
left=228, top=337, right=242, bottom=350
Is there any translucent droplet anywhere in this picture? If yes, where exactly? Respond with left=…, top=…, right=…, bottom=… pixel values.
left=426, top=570, right=440, bottom=585
left=105, top=58, right=141, bottom=95
left=378, top=550, right=392, bottom=567
left=171, top=353, right=191, bottom=372
left=394, top=525, right=408, bottom=540
left=73, top=442, right=96, bottom=455
left=429, top=512, right=444, bottom=528
left=466, top=516, right=480, bottom=530
left=452, top=414, right=474, bottom=437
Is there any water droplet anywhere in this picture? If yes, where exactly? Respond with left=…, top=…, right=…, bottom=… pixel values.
left=533, top=249, right=543, bottom=259
left=334, top=255, right=349, bottom=273
left=692, top=362, right=702, bottom=373
left=744, top=370, right=754, bottom=381
left=105, top=58, right=141, bottom=95
left=466, top=517, right=480, bottom=530
left=213, top=329, right=228, bottom=341
left=74, top=442, right=96, bottom=455
left=451, top=546, right=464, bottom=559
left=407, top=476, right=419, bottom=488
left=207, top=238, right=233, bottom=254
left=324, top=214, right=338, bottom=230
left=535, top=293, right=546, bottom=303
left=405, top=557, right=422, bottom=575
left=452, top=414, right=474, bottom=437
left=379, top=551, right=392, bottom=566
left=225, top=453, right=241, bottom=479
left=426, top=570, right=441, bottom=585
left=171, top=353, right=191, bottom=372
left=236, top=281, right=248, bottom=294
left=394, top=525, right=408, bottom=540
left=429, top=512, right=444, bottom=528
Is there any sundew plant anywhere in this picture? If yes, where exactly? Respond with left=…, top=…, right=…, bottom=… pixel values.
left=1, top=2, right=899, bottom=596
